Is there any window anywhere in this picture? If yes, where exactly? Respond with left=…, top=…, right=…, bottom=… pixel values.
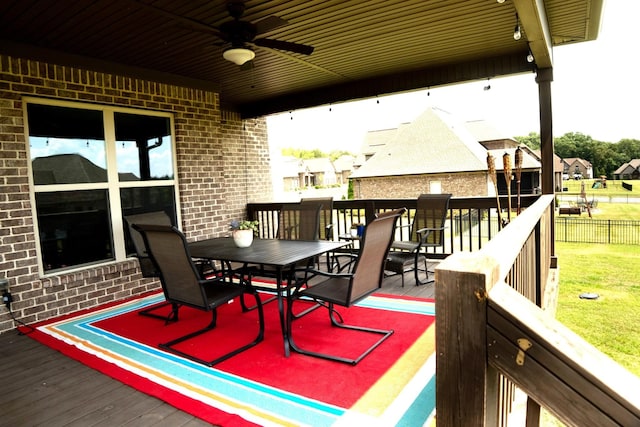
left=27, top=99, right=179, bottom=273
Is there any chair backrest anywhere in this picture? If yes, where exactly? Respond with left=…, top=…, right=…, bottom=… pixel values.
left=349, top=208, right=406, bottom=303
left=132, top=224, right=207, bottom=309
left=411, top=193, right=452, bottom=247
left=300, top=197, right=334, bottom=240
left=277, top=202, right=321, bottom=241
left=124, top=211, right=172, bottom=277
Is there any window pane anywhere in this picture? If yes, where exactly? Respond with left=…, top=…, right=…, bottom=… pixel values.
left=120, top=186, right=177, bottom=256
left=114, top=113, right=174, bottom=181
left=28, top=104, right=106, bottom=185
left=36, top=190, right=113, bottom=272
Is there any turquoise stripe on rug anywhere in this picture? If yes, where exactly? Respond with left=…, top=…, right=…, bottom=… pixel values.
left=38, top=292, right=436, bottom=426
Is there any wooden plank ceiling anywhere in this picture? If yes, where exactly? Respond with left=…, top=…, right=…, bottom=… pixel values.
left=0, top=0, right=603, bottom=118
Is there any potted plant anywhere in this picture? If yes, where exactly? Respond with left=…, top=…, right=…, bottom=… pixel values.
left=230, top=219, right=259, bottom=248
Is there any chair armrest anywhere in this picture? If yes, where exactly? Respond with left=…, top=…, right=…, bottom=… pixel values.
left=416, top=226, right=445, bottom=244
left=416, top=226, right=444, bottom=234
left=324, top=223, right=334, bottom=240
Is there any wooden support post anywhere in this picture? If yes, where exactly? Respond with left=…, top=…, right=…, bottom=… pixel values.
left=435, top=252, right=501, bottom=425
left=536, top=67, right=556, bottom=259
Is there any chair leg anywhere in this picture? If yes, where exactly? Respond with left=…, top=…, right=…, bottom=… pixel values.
left=287, top=301, right=394, bottom=365
left=139, top=302, right=180, bottom=324
left=415, top=255, right=433, bottom=286
left=232, top=266, right=278, bottom=313
left=240, top=291, right=277, bottom=312
left=160, top=291, right=265, bottom=367
left=289, top=275, right=322, bottom=319
left=290, top=297, right=322, bottom=319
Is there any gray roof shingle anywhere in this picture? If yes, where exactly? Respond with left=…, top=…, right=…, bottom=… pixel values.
left=351, top=107, right=488, bottom=178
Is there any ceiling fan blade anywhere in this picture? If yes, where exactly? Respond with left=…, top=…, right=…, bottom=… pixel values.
left=254, top=15, right=289, bottom=35
left=254, top=38, right=314, bottom=55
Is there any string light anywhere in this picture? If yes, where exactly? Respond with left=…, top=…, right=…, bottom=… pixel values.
left=513, top=13, right=522, bottom=40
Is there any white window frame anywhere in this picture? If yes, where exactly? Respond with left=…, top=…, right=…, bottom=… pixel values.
left=24, top=97, right=180, bottom=276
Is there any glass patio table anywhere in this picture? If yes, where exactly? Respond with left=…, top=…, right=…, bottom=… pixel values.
left=188, top=237, right=348, bottom=357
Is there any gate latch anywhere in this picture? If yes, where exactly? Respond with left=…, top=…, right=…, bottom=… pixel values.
left=516, top=338, right=532, bottom=366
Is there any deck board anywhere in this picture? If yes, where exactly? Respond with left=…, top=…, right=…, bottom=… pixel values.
left=0, top=261, right=436, bottom=425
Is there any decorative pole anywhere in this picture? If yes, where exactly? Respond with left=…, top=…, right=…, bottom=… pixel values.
left=487, top=153, right=504, bottom=229
left=503, top=152, right=512, bottom=223
left=515, top=147, right=523, bottom=214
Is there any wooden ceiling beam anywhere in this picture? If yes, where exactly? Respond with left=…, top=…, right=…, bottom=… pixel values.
left=513, top=0, right=553, bottom=68
left=237, top=52, right=536, bottom=118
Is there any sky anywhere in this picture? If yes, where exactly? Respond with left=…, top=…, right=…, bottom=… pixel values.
left=266, top=1, right=639, bottom=153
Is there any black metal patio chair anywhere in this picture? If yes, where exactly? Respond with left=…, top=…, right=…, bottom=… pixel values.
left=133, top=224, right=264, bottom=367
left=243, top=202, right=323, bottom=314
left=387, top=194, right=451, bottom=286
left=286, top=208, right=406, bottom=365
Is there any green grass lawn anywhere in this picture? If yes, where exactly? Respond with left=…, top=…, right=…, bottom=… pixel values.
left=560, top=178, right=640, bottom=196
left=555, top=242, right=640, bottom=376
left=540, top=202, right=640, bottom=426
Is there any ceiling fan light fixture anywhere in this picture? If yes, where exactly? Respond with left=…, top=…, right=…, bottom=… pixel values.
left=223, top=47, right=255, bottom=65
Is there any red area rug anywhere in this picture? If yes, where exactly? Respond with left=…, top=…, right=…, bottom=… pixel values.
left=25, top=286, right=436, bottom=426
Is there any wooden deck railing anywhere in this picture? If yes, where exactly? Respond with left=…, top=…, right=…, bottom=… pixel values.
left=436, top=194, right=640, bottom=425
left=247, top=195, right=540, bottom=255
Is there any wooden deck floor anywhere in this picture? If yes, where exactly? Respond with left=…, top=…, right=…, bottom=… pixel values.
left=0, top=263, right=436, bottom=426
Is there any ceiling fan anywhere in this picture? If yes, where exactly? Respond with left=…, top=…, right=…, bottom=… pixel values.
left=136, top=0, right=314, bottom=66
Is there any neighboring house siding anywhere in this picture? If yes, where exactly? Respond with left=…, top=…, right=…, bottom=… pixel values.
left=352, top=172, right=487, bottom=199
left=562, top=158, right=592, bottom=179
left=613, top=159, right=640, bottom=180
left=0, top=54, right=272, bottom=334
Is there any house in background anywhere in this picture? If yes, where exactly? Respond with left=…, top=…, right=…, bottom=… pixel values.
left=303, top=158, right=337, bottom=187
left=281, top=157, right=304, bottom=191
left=349, top=107, right=541, bottom=199
left=279, top=156, right=352, bottom=191
left=562, top=157, right=593, bottom=179
left=332, top=154, right=356, bottom=184
left=532, top=151, right=566, bottom=192
left=613, top=159, right=640, bottom=180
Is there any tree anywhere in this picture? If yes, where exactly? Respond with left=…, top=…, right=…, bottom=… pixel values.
left=615, top=139, right=640, bottom=160
left=281, top=147, right=354, bottom=160
left=515, top=132, right=540, bottom=150
left=281, top=147, right=325, bottom=159
left=329, top=150, right=353, bottom=161
left=554, top=132, right=594, bottom=159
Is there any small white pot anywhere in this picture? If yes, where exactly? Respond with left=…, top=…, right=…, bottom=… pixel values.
left=232, top=229, right=254, bottom=248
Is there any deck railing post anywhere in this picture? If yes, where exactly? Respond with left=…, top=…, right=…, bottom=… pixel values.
left=435, top=252, right=501, bottom=426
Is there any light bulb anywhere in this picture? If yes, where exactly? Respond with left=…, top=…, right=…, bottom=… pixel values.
left=513, top=25, right=521, bottom=40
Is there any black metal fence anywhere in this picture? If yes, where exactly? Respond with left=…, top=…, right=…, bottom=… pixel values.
left=247, top=198, right=640, bottom=247
left=555, top=218, right=640, bottom=245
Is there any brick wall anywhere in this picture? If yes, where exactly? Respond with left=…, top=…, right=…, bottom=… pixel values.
left=0, top=54, right=272, bottom=334
left=352, top=172, right=488, bottom=199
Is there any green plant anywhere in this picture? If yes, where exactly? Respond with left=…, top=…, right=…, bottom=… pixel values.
left=230, top=219, right=259, bottom=235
